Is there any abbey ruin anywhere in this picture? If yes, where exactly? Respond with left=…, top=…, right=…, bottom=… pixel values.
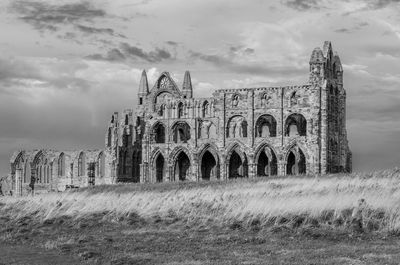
left=9, top=41, right=352, bottom=195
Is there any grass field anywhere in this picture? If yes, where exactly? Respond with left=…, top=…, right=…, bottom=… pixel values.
left=1, top=169, right=400, bottom=264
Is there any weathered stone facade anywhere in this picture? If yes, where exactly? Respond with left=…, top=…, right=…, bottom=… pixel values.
left=9, top=41, right=351, bottom=195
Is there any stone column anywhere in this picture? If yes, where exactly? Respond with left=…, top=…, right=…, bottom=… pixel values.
left=277, top=160, right=285, bottom=176
left=248, top=163, right=256, bottom=179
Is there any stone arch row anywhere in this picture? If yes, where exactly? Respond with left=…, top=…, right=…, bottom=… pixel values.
left=154, top=98, right=215, bottom=119
left=148, top=143, right=308, bottom=182
left=228, top=113, right=307, bottom=138
left=10, top=150, right=107, bottom=185
left=152, top=121, right=192, bottom=144
left=151, top=113, right=307, bottom=144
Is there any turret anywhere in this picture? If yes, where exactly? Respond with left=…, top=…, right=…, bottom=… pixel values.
left=138, top=70, right=149, bottom=105
left=333, top=52, right=343, bottom=86
left=182, top=70, right=193, bottom=98
left=309, top=47, right=324, bottom=84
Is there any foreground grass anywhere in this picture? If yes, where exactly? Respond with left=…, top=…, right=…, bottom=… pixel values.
left=1, top=169, right=400, bottom=264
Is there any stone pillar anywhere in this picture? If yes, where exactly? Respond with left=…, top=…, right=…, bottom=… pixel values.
left=248, top=163, right=256, bottom=179
left=277, top=161, right=285, bottom=176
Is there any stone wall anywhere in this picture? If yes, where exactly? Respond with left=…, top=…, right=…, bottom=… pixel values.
left=9, top=41, right=352, bottom=194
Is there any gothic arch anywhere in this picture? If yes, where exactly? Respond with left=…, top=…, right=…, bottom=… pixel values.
left=198, top=143, right=220, bottom=180
left=202, top=100, right=209, bottom=118
left=177, top=102, right=184, bottom=118
left=226, top=115, right=247, bottom=138
left=10, top=151, right=24, bottom=172
left=168, top=146, right=192, bottom=181
left=285, top=113, right=307, bottom=136
left=225, top=143, right=248, bottom=179
left=171, top=121, right=191, bottom=143
left=284, top=144, right=307, bottom=175
left=150, top=149, right=166, bottom=183
left=77, top=151, right=86, bottom=176
left=231, top=93, right=240, bottom=107
left=255, top=114, right=277, bottom=137
left=97, top=152, right=105, bottom=178
left=254, top=143, right=278, bottom=177
left=58, top=152, right=65, bottom=177
left=152, top=122, right=166, bottom=143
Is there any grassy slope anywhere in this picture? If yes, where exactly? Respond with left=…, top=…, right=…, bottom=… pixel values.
left=1, top=169, right=400, bottom=264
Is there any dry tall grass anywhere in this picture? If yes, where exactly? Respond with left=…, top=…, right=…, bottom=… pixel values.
left=2, top=168, right=400, bottom=232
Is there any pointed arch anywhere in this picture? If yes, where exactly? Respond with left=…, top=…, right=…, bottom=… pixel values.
left=171, top=121, right=191, bottom=143
left=78, top=152, right=85, bottom=176
left=208, top=123, right=217, bottom=139
left=177, top=102, right=184, bottom=118
left=150, top=151, right=165, bottom=183
left=198, top=143, right=220, bottom=180
left=169, top=147, right=192, bottom=182
left=152, top=122, right=166, bottom=143
left=58, top=152, right=65, bottom=177
left=290, top=91, right=297, bottom=106
left=285, top=145, right=306, bottom=175
left=254, top=143, right=278, bottom=177
left=226, top=143, right=248, bottom=179
left=97, top=152, right=105, bottom=178
left=202, top=100, right=209, bottom=118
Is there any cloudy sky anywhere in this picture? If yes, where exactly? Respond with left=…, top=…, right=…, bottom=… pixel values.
left=0, top=0, right=399, bottom=175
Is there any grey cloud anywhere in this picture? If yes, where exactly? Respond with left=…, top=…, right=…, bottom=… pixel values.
left=120, top=43, right=172, bottom=62
left=11, top=1, right=106, bottom=31
left=85, top=48, right=127, bottom=62
left=335, top=22, right=369, bottom=34
left=281, top=0, right=322, bottom=11
left=0, top=57, right=91, bottom=94
left=335, top=28, right=352, bottom=33
left=365, top=0, right=400, bottom=10
left=229, top=45, right=255, bottom=55
left=86, top=43, right=173, bottom=63
left=10, top=1, right=124, bottom=39
left=189, top=51, right=304, bottom=76
left=166, top=41, right=179, bottom=46
left=75, top=25, right=115, bottom=36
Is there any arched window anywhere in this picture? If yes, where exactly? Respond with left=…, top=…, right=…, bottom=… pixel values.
left=285, top=114, right=307, bottom=137
left=172, top=122, right=190, bottom=143
left=158, top=104, right=165, bottom=117
left=98, top=152, right=105, bottom=177
left=78, top=152, right=85, bottom=176
left=286, top=147, right=306, bottom=175
left=153, top=123, right=166, bottom=143
left=58, top=153, right=65, bottom=177
left=290, top=91, right=297, bottom=106
left=226, top=115, right=247, bottom=138
left=177, top=102, right=184, bottom=118
left=202, top=101, right=209, bottom=117
left=232, top=94, right=239, bottom=107
left=255, top=115, right=277, bottom=137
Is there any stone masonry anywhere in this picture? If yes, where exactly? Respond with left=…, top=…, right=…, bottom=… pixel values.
left=9, top=41, right=351, bottom=195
